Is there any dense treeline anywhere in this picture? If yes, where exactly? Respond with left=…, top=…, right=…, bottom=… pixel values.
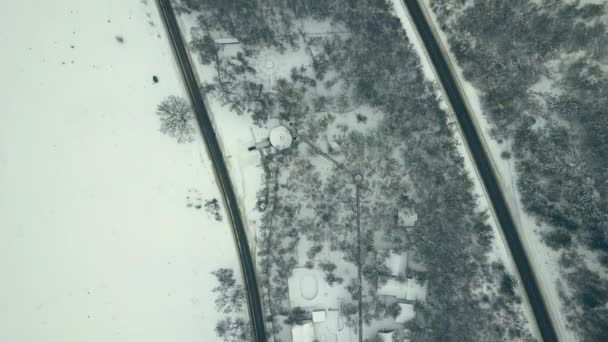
left=179, top=0, right=537, bottom=340
left=325, top=3, right=533, bottom=340
left=429, top=0, right=608, bottom=340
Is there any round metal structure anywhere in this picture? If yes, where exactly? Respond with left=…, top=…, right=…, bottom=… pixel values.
left=269, top=125, right=293, bottom=151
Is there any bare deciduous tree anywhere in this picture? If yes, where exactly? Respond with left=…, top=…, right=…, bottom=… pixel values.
left=156, top=95, right=195, bottom=143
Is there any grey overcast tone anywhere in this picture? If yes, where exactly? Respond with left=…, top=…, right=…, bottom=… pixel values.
left=1, top=1, right=607, bottom=342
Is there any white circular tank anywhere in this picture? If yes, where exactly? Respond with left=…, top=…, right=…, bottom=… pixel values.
left=269, top=125, right=293, bottom=151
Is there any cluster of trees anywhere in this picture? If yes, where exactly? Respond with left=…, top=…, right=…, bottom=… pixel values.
left=211, top=268, right=251, bottom=342
left=185, top=0, right=538, bottom=340
left=176, top=0, right=300, bottom=48
left=204, top=198, right=223, bottom=221
left=429, top=0, right=608, bottom=339
left=255, top=158, right=301, bottom=339
left=317, top=2, right=535, bottom=339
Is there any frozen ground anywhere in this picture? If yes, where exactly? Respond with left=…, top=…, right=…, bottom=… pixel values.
left=0, top=1, right=245, bottom=341
left=419, top=0, right=576, bottom=341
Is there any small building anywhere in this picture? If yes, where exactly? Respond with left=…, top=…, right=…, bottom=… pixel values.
left=214, top=37, right=240, bottom=45
left=288, top=309, right=359, bottom=342
left=385, top=251, right=408, bottom=277
left=269, top=125, right=293, bottom=151
left=378, top=278, right=408, bottom=299
left=378, top=330, right=396, bottom=342
left=312, top=310, right=326, bottom=323
left=395, top=303, right=415, bottom=323
left=292, top=322, right=315, bottom=342
left=378, top=278, right=427, bottom=302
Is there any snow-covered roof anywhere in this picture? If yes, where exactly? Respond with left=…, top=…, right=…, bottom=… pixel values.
left=214, top=37, right=240, bottom=44
left=378, top=330, right=395, bottom=342
left=312, top=310, right=326, bottom=323
left=269, top=125, right=293, bottom=151
left=406, top=279, right=428, bottom=302
left=397, top=208, right=418, bottom=227
left=313, top=309, right=357, bottom=341
left=385, top=251, right=407, bottom=277
left=396, top=303, right=415, bottom=323
left=378, top=278, right=408, bottom=299
left=292, top=322, right=315, bottom=342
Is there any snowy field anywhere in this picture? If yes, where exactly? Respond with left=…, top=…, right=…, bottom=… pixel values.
left=419, top=0, right=576, bottom=341
left=0, top=1, right=245, bottom=341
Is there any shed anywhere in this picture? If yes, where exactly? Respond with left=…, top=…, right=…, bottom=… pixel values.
left=214, top=37, right=240, bottom=45
left=378, top=330, right=396, bottom=342
left=312, top=310, right=326, bottom=323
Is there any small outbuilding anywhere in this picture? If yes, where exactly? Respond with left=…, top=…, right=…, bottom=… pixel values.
left=378, top=330, right=396, bottom=342
left=312, top=310, right=326, bottom=323
left=214, top=37, right=240, bottom=45
left=385, top=251, right=408, bottom=277
left=378, top=278, right=408, bottom=299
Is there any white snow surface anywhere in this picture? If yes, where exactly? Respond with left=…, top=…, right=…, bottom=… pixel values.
left=0, top=1, right=245, bottom=341
left=292, top=322, right=315, bottom=342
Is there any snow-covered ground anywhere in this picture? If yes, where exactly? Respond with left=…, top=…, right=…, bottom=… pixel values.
left=391, top=0, right=540, bottom=338
left=418, top=0, right=576, bottom=341
left=175, top=13, right=268, bottom=252
left=0, top=1, right=246, bottom=341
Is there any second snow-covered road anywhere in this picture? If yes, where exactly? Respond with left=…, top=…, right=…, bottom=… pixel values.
left=402, top=1, right=559, bottom=341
